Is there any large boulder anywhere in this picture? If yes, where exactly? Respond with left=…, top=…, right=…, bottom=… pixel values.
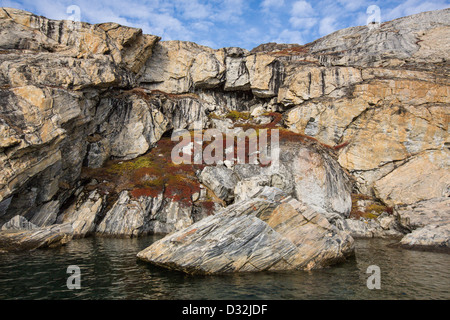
left=335, top=215, right=403, bottom=239
left=199, top=139, right=352, bottom=221
left=137, top=187, right=354, bottom=274
left=88, top=93, right=169, bottom=162
left=199, top=166, right=240, bottom=203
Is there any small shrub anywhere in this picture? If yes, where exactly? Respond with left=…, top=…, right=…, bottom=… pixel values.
left=107, top=157, right=154, bottom=173
left=226, top=110, right=251, bottom=121
left=208, top=112, right=222, bottom=120
left=349, top=194, right=393, bottom=219
left=130, top=188, right=161, bottom=198
left=198, top=201, right=216, bottom=216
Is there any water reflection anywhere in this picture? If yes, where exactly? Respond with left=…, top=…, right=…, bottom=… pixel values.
left=0, top=237, right=448, bottom=300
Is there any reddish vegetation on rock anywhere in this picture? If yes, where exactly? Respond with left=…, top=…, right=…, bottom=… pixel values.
left=82, top=137, right=202, bottom=206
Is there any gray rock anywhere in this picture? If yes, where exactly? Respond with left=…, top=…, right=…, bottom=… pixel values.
left=396, top=197, right=450, bottom=251
left=400, top=224, right=450, bottom=252
left=58, top=190, right=103, bottom=238
left=396, top=197, right=450, bottom=229
left=92, top=94, right=169, bottom=161
left=1, top=215, right=37, bottom=231
left=307, top=8, right=450, bottom=67
left=283, top=143, right=352, bottom=220
left=199, top=140, right=353, bottom=221
left=84, top=140, right=111, bottom=169
left=96, top=191, right=157, bottom=237
left=199, top=166, right=240, bottom=203
left=225, top=56, right=251, bottom=91
left=0, top=197, right=12, bottom=218
left=96, top=190, right=196, bottom=237
left=335, top=217, right=403, bottom=239
left=30, top=200, right=59, bottom=227
left=145, top=198, right=194, bottom=235
left=0, top=223, right=73, bottom=252
left=137, top=187, right=354, bottom=274
left=233, top=176, right=268, bottom=203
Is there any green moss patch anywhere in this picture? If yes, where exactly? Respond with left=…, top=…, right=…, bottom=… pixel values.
left=349, top=194, right=394, bottom=220
left=225, top=110, right=251, bottom=121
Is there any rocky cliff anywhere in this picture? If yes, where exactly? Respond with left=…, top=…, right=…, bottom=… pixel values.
left=0, top=7, right=449, bottom=256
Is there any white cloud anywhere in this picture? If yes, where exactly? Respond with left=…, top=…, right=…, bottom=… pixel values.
left=290, top=17, right=318, bottom=29
left=274, top=29, right=305, bottom=44
left=190, top=20, right=215, bottom=32
left=179, top=0, right=212, bottom=20
left=319, top=16, right=339, bottom=36
left=354, top=11, right=370, bottom=26
left=261, top=0, right=285, bottom=11
left=214, top=0, right=246, bottom=22
left=337, top=0, right=368, bottom=12
left=289, top=0, right=317, bottom=30
left=384, top=0, right=450, bottom=21
left=291, top=1, right=315, bottom=17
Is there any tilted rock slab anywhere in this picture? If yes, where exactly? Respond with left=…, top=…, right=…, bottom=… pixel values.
left=400, top=224, right=450, bottom=252
left=137, top=187, right=354, bottom=274
left=0, top=223, right=73, bottom=252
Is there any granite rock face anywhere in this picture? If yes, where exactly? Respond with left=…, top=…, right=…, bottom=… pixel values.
left=0, top=7, right=160, bottom=223
left=88, top=93, right=169, bottom=162
left=57, top=190, right=104, bottom=238
left=0, top=8, right=209, bottom=233
left=137, top=187, right=355, bottom=274
left=96, top=190, right=201, bottom=237
left=134, top=8, right=449, bottom=212
left=279, top=11, right=450, bottom=207
left=0, top=7, right=448, bottom=252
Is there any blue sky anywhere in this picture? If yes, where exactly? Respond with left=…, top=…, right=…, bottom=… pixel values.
left=2, top=0, right=449, bottom=50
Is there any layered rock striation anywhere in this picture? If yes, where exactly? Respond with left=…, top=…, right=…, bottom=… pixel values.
left=137, top=187, right=355, bottom=274
left=0, top=7, right=448, bottom=254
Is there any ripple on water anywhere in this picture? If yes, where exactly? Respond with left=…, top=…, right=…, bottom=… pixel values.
left=0, top=237, right=449, bottom=300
